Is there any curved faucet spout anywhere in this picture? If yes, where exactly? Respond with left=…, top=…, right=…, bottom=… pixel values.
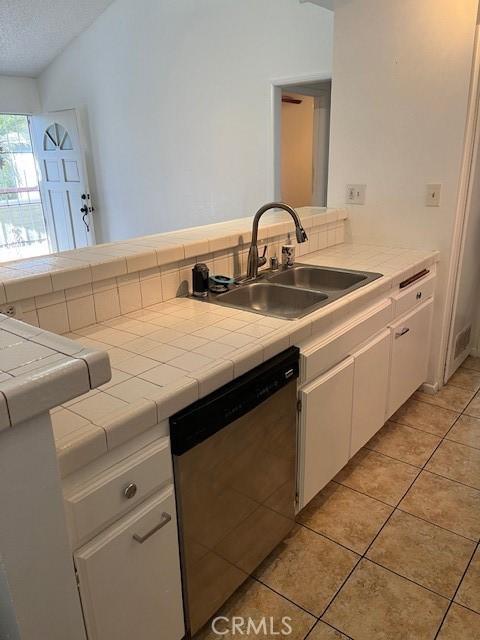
left=246, top=202, right=308, bottom=280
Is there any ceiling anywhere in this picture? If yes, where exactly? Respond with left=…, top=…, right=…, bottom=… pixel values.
left=0, top=0, right=115, bottom=77
left=300, top=0, right=334, bottom=9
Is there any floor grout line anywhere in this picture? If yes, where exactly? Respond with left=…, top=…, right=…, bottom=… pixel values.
left=301, top=388, right=480, bottom=637
left=317, top=457, right=424, bottom=629
left=443, top=433, right=480, bottom=450
left=443, top=380, right=480, bottom=394
left=251, top=574, right=321, bottom=619
left=419, top=467, right=480, bottom=494
left=355, top=444, right=426, bottom=470
left=365, top=557, right=453, bottom=602
left=432, top=540, right=480, bottom=639
left=304, top=619, right=353, bottom=640
left=412, top=390, right=474, bottom=413
left=399, top=395, right=466, bottom=414
left=388, top=417, right=456, bottom=436
left=317, top=554, right=362, bottom=621
left=329, top=479, right=395, bottom=507
left=331, top=473, right=477, bottom=541
left=297, top=521, right=364, bottom=556
left=363, top=443, right=432, bottom=469
left=394, top=505, right=478, bottom=542
left=222, top=385, right=480, bottom=640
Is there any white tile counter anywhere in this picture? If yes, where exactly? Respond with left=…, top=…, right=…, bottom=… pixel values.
left=0, top=315, right=111, bottom=430
left=51, top=242, right=439, bottom=476
left=0, top=207, right=346, bottom=305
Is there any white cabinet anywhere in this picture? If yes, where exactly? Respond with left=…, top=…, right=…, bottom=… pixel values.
left=350, top=330, right=391, bottom=456
left=74, top=487, right=184, bottom=640
left=64, top=439, right=172, bottom=549
left=298, top=357, right=354, bottom=509
left=387, top=298, right=434, bottom=416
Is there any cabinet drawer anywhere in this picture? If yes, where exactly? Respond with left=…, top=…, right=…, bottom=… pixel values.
left=392, top=271, right=435, bottom=318
left=75, top=487, right=184, bottom=640
left=300, top=298, right=392, bottom=384
left=64, top=438, right=172, bottom=548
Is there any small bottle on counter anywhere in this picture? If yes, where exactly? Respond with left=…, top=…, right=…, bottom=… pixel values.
left=281, top=245, right=295, bottom=268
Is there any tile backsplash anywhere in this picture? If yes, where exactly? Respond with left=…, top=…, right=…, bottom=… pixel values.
left=4, top=208, right=347, bottom=334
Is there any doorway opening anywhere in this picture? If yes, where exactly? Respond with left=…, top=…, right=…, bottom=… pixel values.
left=273, top=79, right=331, bottom=208
left=0, top=114, right=51, bottom=263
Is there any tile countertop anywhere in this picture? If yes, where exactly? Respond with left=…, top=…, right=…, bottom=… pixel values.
left=0, top=207, right=346, bottom=304
left=0, top=315, right=111, bottom=431
left=49, top=242, right=439, bottom=477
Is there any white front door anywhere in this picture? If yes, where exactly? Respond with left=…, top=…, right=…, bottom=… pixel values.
left=31, top=109, right=95, bottom=251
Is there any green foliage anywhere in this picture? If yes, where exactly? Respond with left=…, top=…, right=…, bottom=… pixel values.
left=0, top=114, right=30, bottom=193
left=0, top=114, right=29, bottom=141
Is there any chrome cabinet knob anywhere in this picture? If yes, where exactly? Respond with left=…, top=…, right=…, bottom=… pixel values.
left=123, top=482, right=137, bottom=499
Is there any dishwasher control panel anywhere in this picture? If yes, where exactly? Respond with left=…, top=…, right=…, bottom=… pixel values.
left=170, top=346, right=299, bottom=455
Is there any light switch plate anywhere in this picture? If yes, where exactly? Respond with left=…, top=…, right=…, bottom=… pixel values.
left=346, top=184, right=366, bottom=205
left=426, top=184, right=441, bottom=207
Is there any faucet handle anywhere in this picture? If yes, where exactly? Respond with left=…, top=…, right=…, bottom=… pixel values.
left=258, top=245, right=268, bottom=268
left=296, top=226, right=308, bottom=243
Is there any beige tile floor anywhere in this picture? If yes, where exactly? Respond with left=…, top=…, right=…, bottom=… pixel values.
left=197, top=360, right=480, bottom=639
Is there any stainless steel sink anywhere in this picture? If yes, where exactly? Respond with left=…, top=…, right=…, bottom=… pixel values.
left=215, top=283, right=328, bottom=319
left=206, top=264, right=382, bottom=320
left=267, top=264, right=380, bottom=292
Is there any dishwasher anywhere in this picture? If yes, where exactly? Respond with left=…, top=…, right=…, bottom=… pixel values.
left=170, top=346, right=299, bottom=637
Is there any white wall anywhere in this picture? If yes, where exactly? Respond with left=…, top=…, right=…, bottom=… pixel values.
left=0, top=76, right=40, bottom=114
left=328, top=0, right=478, bottom=386
left=38, top=0, right=333, bottom=243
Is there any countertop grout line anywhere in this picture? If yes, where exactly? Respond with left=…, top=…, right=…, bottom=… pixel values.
left=8, top=241, right=438, bottom=471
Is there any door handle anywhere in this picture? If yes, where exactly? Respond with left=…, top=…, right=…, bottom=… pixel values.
left=395, top=327, right=410, bottom=338
left=80, top=206, right=90, bottom=232
left=133, top=512, right=171, bottom=543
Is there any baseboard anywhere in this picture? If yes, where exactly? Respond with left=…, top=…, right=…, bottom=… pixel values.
left=470, top=347, right=480, bottom=358
left=419, top=381, right=439, bottom=395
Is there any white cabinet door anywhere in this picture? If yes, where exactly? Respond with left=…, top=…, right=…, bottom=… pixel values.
left=387, top=298, right=434, bottom=417
left=74, top=487, right=184, bottom=640
left=351, top=330, right=391, bottom=456
left=298, top=357, right=354, bottom=509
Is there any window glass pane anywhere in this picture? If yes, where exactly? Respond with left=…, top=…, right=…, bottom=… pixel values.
left=60, top=132, right=73, bottom=150
left=0, top=114, right=50, bottom=262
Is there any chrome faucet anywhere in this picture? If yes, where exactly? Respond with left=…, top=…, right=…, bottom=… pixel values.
left=246, top=202, right=308, bottom=279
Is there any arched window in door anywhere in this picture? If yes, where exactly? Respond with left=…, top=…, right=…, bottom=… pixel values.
left=43, top=123, right=73, bottom=151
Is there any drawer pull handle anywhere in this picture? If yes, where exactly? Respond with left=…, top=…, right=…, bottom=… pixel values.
left=416, top=292, right=422, bottom=299
left=395, top=327, right=410, bottom=338
left=123, top=483, right=137, bottom=499
left=133, top=512, right=171, bottom=543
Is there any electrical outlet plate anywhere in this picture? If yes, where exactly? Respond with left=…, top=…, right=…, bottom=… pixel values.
left=346, top=184, right=366, bottom=205
left=0, top=304, right=16, bottom=318
left=426, top=184, right=441, bottom=207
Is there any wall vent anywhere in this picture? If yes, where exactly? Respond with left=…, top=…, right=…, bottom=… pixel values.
left=454, top=325, right=472, bottom=360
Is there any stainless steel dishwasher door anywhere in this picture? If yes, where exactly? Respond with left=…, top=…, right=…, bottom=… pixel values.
left=173, top=380, right=297, bottom=637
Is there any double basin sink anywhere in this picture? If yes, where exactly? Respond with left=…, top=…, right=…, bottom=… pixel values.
left=211, top=264, right=382, bottom=319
